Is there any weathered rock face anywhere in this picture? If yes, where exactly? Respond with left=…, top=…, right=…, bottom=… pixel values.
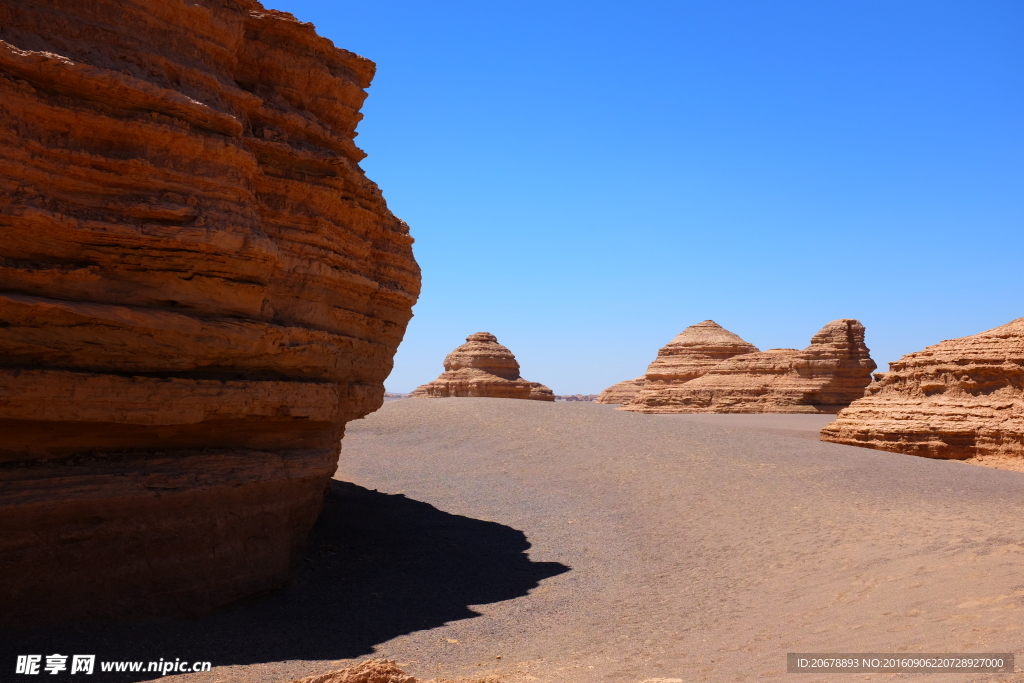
left=411, top=332, right=554, bottom=401
left=0, top=0, right=419, bottom=625
left=821, top=318, right=1024, bottom=460
left=595, top=377, right=645, bottom=404
left=620, top=320, right=760, bottom=412
left=623, top=320, right=875, bottom=414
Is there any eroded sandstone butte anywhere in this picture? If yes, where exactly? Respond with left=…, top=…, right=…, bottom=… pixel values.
left=0, top=0, right=420, bottom=625
left=619, top=320, right=759, bottom=412
left=821, top=318, right=1024, bottom=460
left=411, top=332, right=554, bottom=400
left=595, top=377, right=645, bottom=404
left=624, top=319, right=875, bottom=413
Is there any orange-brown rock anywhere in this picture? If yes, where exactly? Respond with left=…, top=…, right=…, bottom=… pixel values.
left=411, top=332, right=554, bottom=400
left=0, top=0, right=419, bottom=625
left=821, top=318, right=1024, bottom=460
left=284, top=658, right=500, bottom=683
left=287, top=660, right=417, bottom=683
left=623, top=319, right=875, bottom=413
left=620, top=320, right=760, bottom=412
left=595, top=377, right=645, bottom=404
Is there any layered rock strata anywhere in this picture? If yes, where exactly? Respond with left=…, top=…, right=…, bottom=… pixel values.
left=821, top=318, right=1024, bottom=460
left=595, top=377, right=645, bottom=404
left=624, top=320, right=875, bottom=413
left=411, top=333, right=554, bottom=400
left=0, top=0, right=419, bottom=625
left=620, top=320, right=760, bottom=412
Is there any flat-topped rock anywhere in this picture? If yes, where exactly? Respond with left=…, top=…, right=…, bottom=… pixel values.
left=821, top=318, right=1024, bottom=461
left=624, top=319, right=875, bottom=413
left=411, top=333, right=554, bottom=401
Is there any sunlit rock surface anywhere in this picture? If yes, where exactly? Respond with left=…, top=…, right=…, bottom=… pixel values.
left=822, top=318, right=1024, bottom=459
left=411, top=332, right=554, bottom=401
left=0, top=0, right=419, bottom=624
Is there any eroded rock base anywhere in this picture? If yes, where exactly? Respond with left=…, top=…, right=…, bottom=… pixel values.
left=0, top=447, right=336, bottom=625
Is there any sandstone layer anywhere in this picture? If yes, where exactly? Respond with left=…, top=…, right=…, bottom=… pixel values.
left=623, top=320, right=875, bottom=414
left=620, top=320, right=759, bottom=412
left=411, top=333, right=554, bottom=400
left=0, top=0, right=419, bottom=625
left=821, top=318, right=1024, bottom=460
left=595, top=377, right=645, bottom=404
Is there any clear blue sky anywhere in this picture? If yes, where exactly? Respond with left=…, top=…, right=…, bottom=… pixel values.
left=270, top=0, right=1022, bottom=394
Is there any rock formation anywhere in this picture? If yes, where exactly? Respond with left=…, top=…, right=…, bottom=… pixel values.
left=821, top=318, right=1024, bottom=460
left=287, top=660, right=417, bottom=683
left=623, top=319, right=875, bottom=413
left=620, top=320, right=760, bottom=412
left=284, top=659, right=499, bottom=683
left=0, top=0, right=420, bottom=625
left=595, top=377, right=645, bottom=404
left=411, top=333, right=554, bottom=400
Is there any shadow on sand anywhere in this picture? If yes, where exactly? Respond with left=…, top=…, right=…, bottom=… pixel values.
left=5, top=481, right=570, bottom=680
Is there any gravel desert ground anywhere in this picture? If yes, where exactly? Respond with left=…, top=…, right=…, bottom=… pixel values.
left=10, top=399, right=1024, bottom=683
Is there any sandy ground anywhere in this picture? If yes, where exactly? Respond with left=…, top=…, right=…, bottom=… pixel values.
left=9, top=399, right=1024, bottom=683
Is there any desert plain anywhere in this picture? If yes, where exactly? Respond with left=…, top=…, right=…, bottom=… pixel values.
left=10, top=397, right=1024, bottom=683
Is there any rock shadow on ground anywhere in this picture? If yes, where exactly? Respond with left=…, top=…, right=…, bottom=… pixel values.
left=4, top=481, right=569, bottom=681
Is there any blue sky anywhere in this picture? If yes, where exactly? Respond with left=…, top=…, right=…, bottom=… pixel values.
left=270, top=0, right=1022, bottom=394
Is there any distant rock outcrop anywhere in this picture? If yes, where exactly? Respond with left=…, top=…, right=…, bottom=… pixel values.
left=595, top=377, right=645, bottom=404
left=411, top=333, right=554, bottom=401
left=623, top=319, right=875, bottom=413
left=621, top=321, right=760, bottom=412
left=0, top=0, right=419, bottom=625
left=821, top=318, right=1024, bottom=460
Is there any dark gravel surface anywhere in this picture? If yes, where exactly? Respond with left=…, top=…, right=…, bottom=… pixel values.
left=12, top=399, right=1024, bottom=683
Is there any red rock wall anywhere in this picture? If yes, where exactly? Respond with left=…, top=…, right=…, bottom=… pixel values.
left=821, top=318, right=1024, bottom=460
left=0, top=0, right=420, bottom=624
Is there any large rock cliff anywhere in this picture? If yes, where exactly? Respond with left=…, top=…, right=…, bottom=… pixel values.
left=821, top=318, right=1024, bottom=460
left=411, top=332, right=554, bottom=400
left=0, top=0, right=420, bottom=624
